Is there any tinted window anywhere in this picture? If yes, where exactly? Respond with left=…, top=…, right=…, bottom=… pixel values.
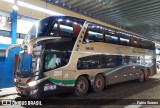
left=77, top=54, right=145, bottom=70
left=77, top=55, right=115, bottom=70
left=147, top=41, right=155, bottom=50
left=105, top=29, right=118, bottom=44
left=44, top=51, right=70, bottom=71
left=43, top=38, right=75, bottom=72
left=118, top=32, right=130, bottom=46
left=82, top=22, right=155, bottom=50
left=129, top=56, right=140, bottom=64
left=122, top=56, right=130, bottom=65
left=83, top=23, right=104, bottom=43
left=50, top=20, right=82, bottom=38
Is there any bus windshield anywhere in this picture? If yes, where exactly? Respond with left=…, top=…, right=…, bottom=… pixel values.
left=23, top=16, right=84, bottom=45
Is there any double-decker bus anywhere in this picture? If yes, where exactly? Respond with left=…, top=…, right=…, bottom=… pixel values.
left=13, top=16, right=156, bottom=98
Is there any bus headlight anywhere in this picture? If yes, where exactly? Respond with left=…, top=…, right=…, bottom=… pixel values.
left=27, top=81, right=37, bottom=87
left=27, top=77, right=49, bottom=87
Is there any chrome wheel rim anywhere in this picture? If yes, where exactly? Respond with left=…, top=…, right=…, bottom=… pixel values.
left=95, top=78, right=103, bottom=88
left=77, top=81, right=85, bottom=92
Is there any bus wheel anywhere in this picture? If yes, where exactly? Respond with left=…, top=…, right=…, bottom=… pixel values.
left=145, top=69, right=150, bottom=81
left=74, top=76, right=89, bottom=96
left=93, top=74, right=105, bottom=93
left=139, top=71, right=145, bottom=83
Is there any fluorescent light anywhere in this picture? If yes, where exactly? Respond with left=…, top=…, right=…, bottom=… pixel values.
left=17, top=1, right=64, bottom=16
left=13, top=5, right=18, bottom=10
left=2, top=0, right=14, bottom=3
left=2, top=0, right=63, bottom=16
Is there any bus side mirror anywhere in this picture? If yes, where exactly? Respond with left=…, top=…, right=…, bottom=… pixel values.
left=6, top=44, right=21, bottom=57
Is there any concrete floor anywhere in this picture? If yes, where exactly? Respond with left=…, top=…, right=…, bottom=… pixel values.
left=1, top=70, right=160, bottom=108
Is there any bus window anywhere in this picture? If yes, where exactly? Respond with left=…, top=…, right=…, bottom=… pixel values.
left=44, top=51, right=69, bottom=72
left=120, top=38, right=129, bottom=46
left=147, top=41, right=155, bottom=50
left=49, top=21, right=73, bottom=37
left=118, top=32, right=130, bottom=46
left=77, top=55, right=115, bottom=70
left=49, top=20, right=82, bottom=38
left=141, top=39, right=147, bottom=49
left=105, top=35, right=118, bottom=44
left=129, top=56, right=140, bottom=64
left=105, top=29, right=118, bottom=44
left=83, top=23, right=104, bottom=43
left=122, top=56, right=130, bottom=65
left=115, top=55, right=122, bottom=66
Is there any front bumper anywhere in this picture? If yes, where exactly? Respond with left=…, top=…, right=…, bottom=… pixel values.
left=15, top=82, right=38, bottom=96
left=15, top=80, right=74, bottom=98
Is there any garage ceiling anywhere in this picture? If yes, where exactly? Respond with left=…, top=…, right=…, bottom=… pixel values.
left=43, top=0, right=160, bottom=41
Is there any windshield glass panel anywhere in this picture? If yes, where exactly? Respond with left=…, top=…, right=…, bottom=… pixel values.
left=44, top=51, right=69, bottom=71
left=43, top=37, right=74, bottom=72
left=18, top=51, right=31, bottom=72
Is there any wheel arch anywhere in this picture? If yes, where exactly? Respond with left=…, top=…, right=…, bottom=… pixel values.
left=75, top=74, right=91, bottom=87
left=95, top=72, right=107, bottom=87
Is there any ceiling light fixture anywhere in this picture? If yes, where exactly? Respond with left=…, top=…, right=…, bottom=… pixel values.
left=2, top=0, right=14, bottom=3
left=17, top=1, right=64, bottom=16
left=13, top=4, right=18, bottom=10
left=2, top=0, right=64, bottom=16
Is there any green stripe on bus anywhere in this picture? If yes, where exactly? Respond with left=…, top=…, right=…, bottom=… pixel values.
left=43, top=73, right=76, bottom=85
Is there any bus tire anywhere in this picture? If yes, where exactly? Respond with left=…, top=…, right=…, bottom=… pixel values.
left=74, top=76, right=89, bottom=97
left=139, top=70, right=145, bottom=83
left=93, top=74, right=105, bottom=93
left=145, top=69, right=150, bottom=81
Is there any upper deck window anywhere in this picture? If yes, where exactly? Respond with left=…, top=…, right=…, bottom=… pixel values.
left=50, top=21, right=74, bottom=37
left=83, top=23, right=104, bottom=43
left=105, top=29, right=118, bottom=44
left=118, top=32, right=130, bottom=46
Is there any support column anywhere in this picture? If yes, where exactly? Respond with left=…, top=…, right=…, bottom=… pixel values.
left=10, top=10, right=17, bottom=44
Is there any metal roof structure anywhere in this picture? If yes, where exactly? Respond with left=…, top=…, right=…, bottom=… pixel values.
left=43, top=0, right=160, bottom=41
